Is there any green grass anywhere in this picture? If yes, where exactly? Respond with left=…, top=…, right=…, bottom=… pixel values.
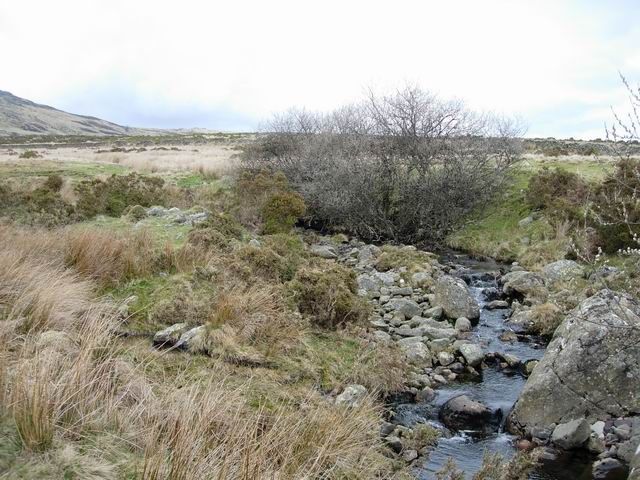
left=447, top=158, right=611, bottom=267
left=78, top=215, right=192, bottom=247
left=0, top=160, right=131, bottom=180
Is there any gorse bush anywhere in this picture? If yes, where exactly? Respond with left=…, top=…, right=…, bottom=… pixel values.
left=290, top=262, right=370, bottom=329
left=525, top=167, right=590, bottom=220
left=75, top=173, right=166, bottom=218
left=591, top=158, right=640, bottom=253
left=233, top=170, right=307, bottom=234
left=261, top=190, right=306, bottom=234
left=246, top=86, right=523, bottom=245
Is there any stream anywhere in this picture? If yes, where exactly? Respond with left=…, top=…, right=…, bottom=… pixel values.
left=392, top=253, right=598, bottom=479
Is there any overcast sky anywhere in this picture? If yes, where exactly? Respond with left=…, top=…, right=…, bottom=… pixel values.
left=2, top=0, right=639, bottom=138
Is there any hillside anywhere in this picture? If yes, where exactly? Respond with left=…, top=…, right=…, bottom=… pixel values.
left=0, top=90, right=148, bottom=136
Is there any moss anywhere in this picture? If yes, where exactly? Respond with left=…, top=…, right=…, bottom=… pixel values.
left=290, top=262, right=371, bottom=329
left=375, top=245, right=434, bottom=273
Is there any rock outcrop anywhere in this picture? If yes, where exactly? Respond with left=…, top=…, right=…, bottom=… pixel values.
left=509, top=290, right=640, bottom=434
left=433, top=275, right=480, bottom=320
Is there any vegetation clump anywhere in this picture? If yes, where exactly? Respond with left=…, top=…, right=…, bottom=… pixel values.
left=75, top=173, right=166, bottom=218
left=290, top=262, right=371, bottom=329
left=525, top=167, right=589, bottom=221
left=261, top=190, right=306, bottom=234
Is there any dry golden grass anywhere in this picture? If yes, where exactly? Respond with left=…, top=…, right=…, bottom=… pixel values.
left=0, top=224, right=403, bottom=479
left=0, top=144, right=241, bottom=175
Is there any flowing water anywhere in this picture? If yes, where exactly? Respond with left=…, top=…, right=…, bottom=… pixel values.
left=394, top=253, right=599, bottom=479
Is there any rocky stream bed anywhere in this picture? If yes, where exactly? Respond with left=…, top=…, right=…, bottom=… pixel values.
left=149, top=229, right=640, bottom=480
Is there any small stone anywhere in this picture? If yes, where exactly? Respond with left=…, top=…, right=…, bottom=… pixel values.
left=416, top=387, right=436, bottom=403
left=380, top=421, right=395, bottom=437
left=335, top=384, right=368, bottom=407
left=592, top=458, right=628, bottom=480
left=373, top=331, right=392, bottom=343
left=454, top=317, right=472, bottom=332
left=402, top=449, right=418, bottom=462
left=459, top=343, right=484, bottom=367
left=153, top=323, right=189, bottom=348
left=384, top=435, right=403, bottom=454
left=551, top=418, right=591, bottom=450
left=438, top=351, right=455, bottom=366
left=486, top=300, right=509, bottom=310
left=591, top=421, right=606, bottom=439
left=310, top=244, right=338, bottom=259
left=423, top=306, right=443, bottom=319
left=432, top=374, right=447, bottom=384
left=502, top=353, right=521, bottom=368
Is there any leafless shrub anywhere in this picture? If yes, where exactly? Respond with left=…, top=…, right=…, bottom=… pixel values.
left=246, top=85, right=524, bottom=244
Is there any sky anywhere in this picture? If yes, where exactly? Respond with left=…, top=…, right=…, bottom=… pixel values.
left=1, top=0, right=639, bottom=138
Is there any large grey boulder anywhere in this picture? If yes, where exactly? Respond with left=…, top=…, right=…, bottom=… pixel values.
left=433, top=275, right=480, bottom=320
left=440, top=394, right=502, bottom=434
left=542, top=259, right=584, bottom=283
left=508, top=290, right=640, bottom=434
left=551, top=418, right=590, bottom=449
left=501, top=271, right=547, bottom=300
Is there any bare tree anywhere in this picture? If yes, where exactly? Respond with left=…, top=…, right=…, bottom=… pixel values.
left=245, top=85, right=524, bottom=245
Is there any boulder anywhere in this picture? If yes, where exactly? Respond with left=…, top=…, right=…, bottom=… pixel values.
left=454, top=317, right=472, bottom=332
left=310, top=244, right=338, bottom=259
left=501, top=271, right=547, bottom=300
left=411, top=271, right=432, bottom=288
left=440, top=394, right=502, bottom=434
left=433, top=275, right=480, bottom=320
left=153, top=323, right=189, bottom=348
left=592, top=458, right=628, bottom=480
left=508, top=290, right=640, bottom=434
left=398, top=338, right=431, bottom=365
left=423, top=306, right=443, bottom=319
left=438, top=351, right=455, bottom=366
left=336, top=384, right=368, bottom=407
left=357, top=273, right=382, bottom=297
left=175, top=325, right=207, bottom=352
left=551, top=418, right=591, bottom=449
left=486, top=300, right=509, bottom=310
left=459, top=343, right=484, bottom=367
left=387, top=298, right=422, bottom=319
left=542, top=259, right=584, bottom=283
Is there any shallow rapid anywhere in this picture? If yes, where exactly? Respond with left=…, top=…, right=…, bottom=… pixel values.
left=395, top=253, right=596, bottom=479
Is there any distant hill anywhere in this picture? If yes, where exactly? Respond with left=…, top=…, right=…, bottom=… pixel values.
left=0, top=90, right=149, bottom=136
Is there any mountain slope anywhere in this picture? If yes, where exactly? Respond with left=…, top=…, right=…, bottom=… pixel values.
left=0, top=90, right=147, bottom=136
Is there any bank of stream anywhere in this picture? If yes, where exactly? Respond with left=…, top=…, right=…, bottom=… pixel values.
left=393, top=253, right=598, bottom=479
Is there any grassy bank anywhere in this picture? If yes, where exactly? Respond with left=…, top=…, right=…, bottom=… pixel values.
left=447, top=154, right=614, bottom=269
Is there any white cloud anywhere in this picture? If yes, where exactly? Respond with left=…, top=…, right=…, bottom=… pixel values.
left=1, top=0, right=639, bottom=136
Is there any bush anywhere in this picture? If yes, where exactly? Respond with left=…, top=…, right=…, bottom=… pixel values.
left=591, top=158, right=640, bottom=253
left=290, top=263, right=370, bottom=329
left=75, top=173, right=166, bottom=218
left=525, top=167, right=589, bottom=220
left=261, top=191, right=306, bottom=234
left=246, top=86, right=522, bottom=245
left=43, top=174, right=64, bottom=192
left=19, top=150, right=40, bottom=159
left=187, top=213, right=244, bottom=251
